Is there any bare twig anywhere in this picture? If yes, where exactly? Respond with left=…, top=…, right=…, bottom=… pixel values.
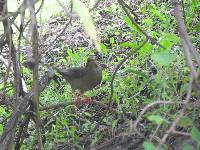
left=45, top=20, right=71, bottom=50
left=133, top=100, right=185, bottom=137
left=108, top=39, right=148, bottom=107
left=15, top=115, right=31, bottom=150
left=0, top=69, right=55, bottom=149
left=22, top=0, right=45, bottom=40
left=118, top=0, right=139, bottom=20
left=117, top=0, right=165, bottom=49
left=89, top=0, right=102, bottom=12
left=171, top=0, right=200, bottom=77
left=0, top=12, right=18, bottom=21
left=172, top=130, right=191, bottom=136
left=156, top=75, right=193, bottom=149
left=56, top=0, right=78, bottom=18
left=27, top=0, right=43, bottom=149
left=2, top=1, right=21, bottom=107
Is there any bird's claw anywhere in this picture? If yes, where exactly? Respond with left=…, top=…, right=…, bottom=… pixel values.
left=74, top=96, right=92, bottom=107
left=83, top=96, right=92, bottom=104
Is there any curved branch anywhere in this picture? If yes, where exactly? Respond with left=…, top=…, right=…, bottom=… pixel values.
left=156, top=75, right=194, bottom=149
left=133, top=100, right=186, bottom=137
left=117, top=0, right=165, bottom=49
left=108, top=38, right=148, bottom=107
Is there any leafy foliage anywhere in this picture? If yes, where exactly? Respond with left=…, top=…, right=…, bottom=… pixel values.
left=0, top=0, right=199, bottom=149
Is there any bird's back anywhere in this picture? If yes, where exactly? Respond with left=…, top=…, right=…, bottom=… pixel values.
left=69, top=66, right=102, bottom=92
left=55, top=59, right=102, bottom=93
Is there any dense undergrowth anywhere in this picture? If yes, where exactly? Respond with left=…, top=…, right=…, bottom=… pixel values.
left=0, top=0, right=199, bottom=150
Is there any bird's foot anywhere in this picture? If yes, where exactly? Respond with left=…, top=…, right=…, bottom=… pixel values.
left=74, top=96, right=92, bottom=107
left=75, top=100, right=81, bottom=107
left=75, top=95, right=81, bottom=107
left=83, top=96, right=92, bottom=104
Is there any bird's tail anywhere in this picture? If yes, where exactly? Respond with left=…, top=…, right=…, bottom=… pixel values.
left=52, top=66, right=70, bottom=81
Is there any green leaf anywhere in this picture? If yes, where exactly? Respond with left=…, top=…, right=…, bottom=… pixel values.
left=114, top=31, right=120, bottom=35
left=102, top=70, right=109, bottom=81
left=165, top=33, right=180, bottom=44
left=0, top=106, right=6, bottom=116
left=72, top=0, right=100, bottom=51
left=159, top=33, right=180, bottom=49
left=110, top=37, right=115, bottom=44
left=143, top=141, right=156, bottom=150
left=58, top=58, right=67, bottom=64
left=100, top=43, right=108, bottom=55
left=152, top=51, right=176, bottom=66
left=191, top=127, right=200, bottom=143
left=0, top=124, right=3, bottom=133
left=123, top=16, right=142, bottom=34
left=140, top=42, right=153, bottom=55
left=149, top=4, right=166, bottom=22
left=67, top=49, right=73, bottom=57
left=20, top=52, right=24, bottom=63
left=112, top=120, right=118, bottom=129
left=178, top=116, right=193, bottom=128
left=147, top=115, right=164, bottom=125
left=0, top=83, right=3, bottom=90
left=84, top=112, right=92, bottom=117
left=160, top=39, right=173, bottom=49
left=183, top=144, right=195, bottom=150
left=120, top=42, right=136, bottom=48
left=124, top=69, right=148, bottom=78
left=143, top=18, right=153, bottom=27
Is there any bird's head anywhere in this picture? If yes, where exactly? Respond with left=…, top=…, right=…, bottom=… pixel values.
left=86, top=56, right=99, bottom=68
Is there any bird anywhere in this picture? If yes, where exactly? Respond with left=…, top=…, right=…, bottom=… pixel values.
left=55, top=56, right=102, bottom=105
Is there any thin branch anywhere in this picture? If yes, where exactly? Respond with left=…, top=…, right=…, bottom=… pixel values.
left=27, top=0, right=43, bottom=149
left=0, top=12, right=18, bottom=21
left=15, top=115, right=31, bottom=150
left=156, top=75, right=193, bottom=149
left=118, top=0, right=139, bottom=20
left=22, top=0, right=45, bottom=40
left=172, top=130, right=191, bottom=136
left=0, top=69, right=55, bottom=149
left=56, top=0, right=78, bottom=18
left=2, top=1, right=20, bottom=107
left=171, top=0, right=200, bottom=77
left=133, top=100, right=186, bottom=137
left=45, top=20, right=71, bottom=50
left=108, top=39, right=148, bottom=107
left=117, top=0, right=165, bottom=49
left=89, top=0, right=102, bottom=12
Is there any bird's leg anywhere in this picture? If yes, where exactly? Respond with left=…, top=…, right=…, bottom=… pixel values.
left=74, top=91, right=81, bottom=107
left=74, top=91, right=92, bottom=106
left=82, top=95, right=92, bottom=104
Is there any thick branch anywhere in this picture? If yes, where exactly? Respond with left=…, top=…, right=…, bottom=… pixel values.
left=0, top=70, right=55, bottom=150
left=171, top=0, right=199, bottom=78
left=28, top=0, right=43, bottom=148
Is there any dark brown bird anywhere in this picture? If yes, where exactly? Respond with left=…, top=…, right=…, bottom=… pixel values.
left=55, top=56, right=102, bottom=105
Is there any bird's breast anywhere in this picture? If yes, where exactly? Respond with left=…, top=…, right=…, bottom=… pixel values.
left=84, top=68, right=102, bottom=90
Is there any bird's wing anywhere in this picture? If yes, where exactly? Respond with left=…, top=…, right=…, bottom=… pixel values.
left=56, top=67, right=87, bottom=79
